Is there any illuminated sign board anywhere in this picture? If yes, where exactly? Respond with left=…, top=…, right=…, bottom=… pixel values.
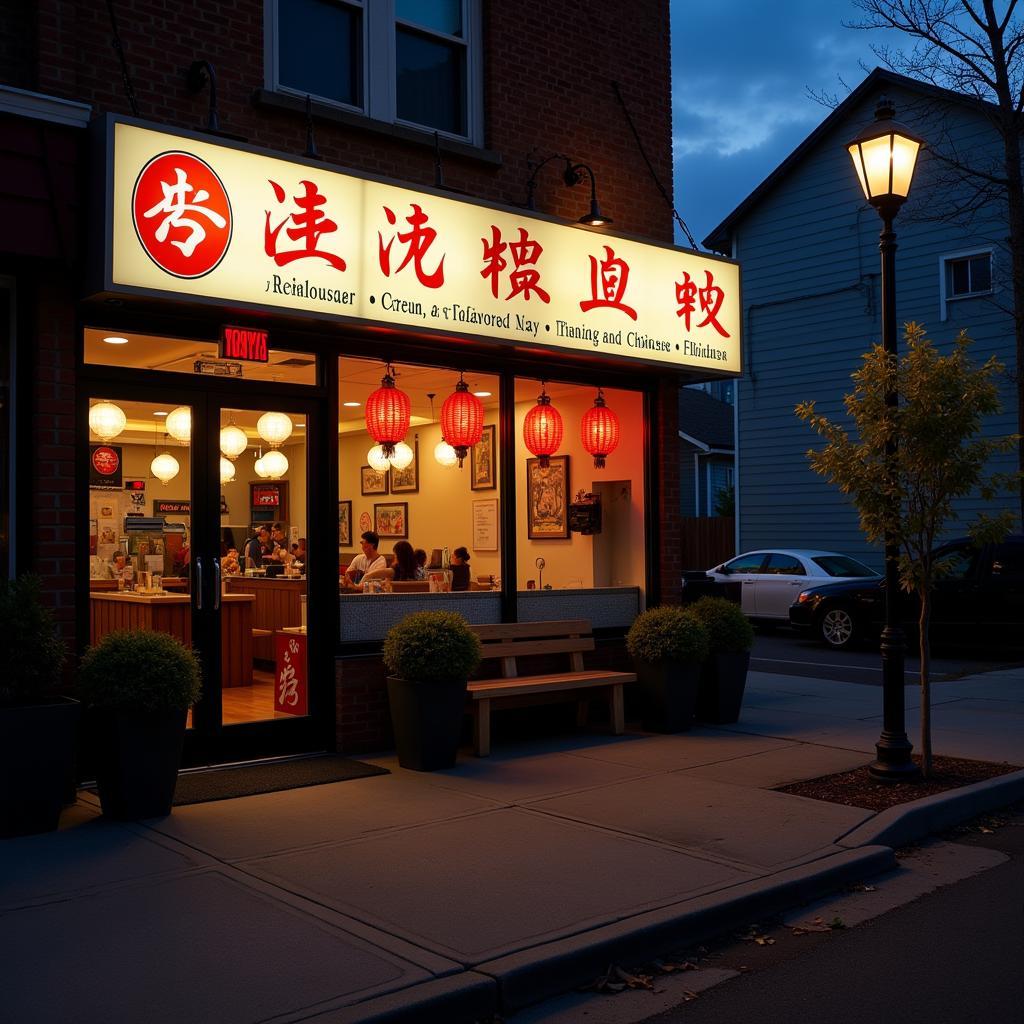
left=220, top=325, right=269, bottom=362
left=103, top=119, right=741, bottom=374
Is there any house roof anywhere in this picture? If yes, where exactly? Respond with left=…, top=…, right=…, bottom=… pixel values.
left=702, top=67, right=999, bottom=253
left=677, top=387, right=734, bottom=450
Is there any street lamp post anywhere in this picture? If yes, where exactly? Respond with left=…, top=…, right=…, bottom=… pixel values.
left=846, top=98, right=924, bottom=781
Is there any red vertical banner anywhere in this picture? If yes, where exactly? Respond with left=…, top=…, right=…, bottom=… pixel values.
left=274, top=632, right=308, bottom=716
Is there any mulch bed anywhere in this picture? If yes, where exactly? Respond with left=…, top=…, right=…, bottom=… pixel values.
left=777, top=755, right=1021, bottom=811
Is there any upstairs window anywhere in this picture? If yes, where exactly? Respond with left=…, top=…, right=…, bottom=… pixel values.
left=946, top=252, right=992, bottom=298
left=270, top=0, right=481, bottom=143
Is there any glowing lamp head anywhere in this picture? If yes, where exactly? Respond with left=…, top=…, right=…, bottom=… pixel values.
left=219, top=457, right=236, bottom=483
left=366, top=445, right=391, bottom=472
left=846, top=97, right=923, bottom=216
left=389, top=441, right=414, bottom=470
left=440, top=376, right=484, bottom=467
left=522, top=387, right=563, bottom=468
left=88, top=401, right=127, bottom=442
left=256, top=411, right=293, bottom=448
left=364, top=366, right=411, bottom=458
left=150, top=452, right=180, bottom=485
left=580, top=389, right=620, bottom=469
left=219, top=423, right=248, bottom=460
left=165, top=406, right=192, bottom=445
left=434, top=439, right=458, bottom=468
left=260, top=449, right=289, bottom=480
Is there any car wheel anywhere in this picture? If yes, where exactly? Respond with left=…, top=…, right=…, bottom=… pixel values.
left=818, top=605, right=859, bottom=650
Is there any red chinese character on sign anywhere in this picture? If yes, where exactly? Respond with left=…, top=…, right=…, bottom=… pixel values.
left=265, top=180, right=346, bottom=270
left=579, top=246, right=637, bottom=320
left=480, top=226, right=551, bottom=303
left=378, top=203, right=445, bottom=288
left=675, top=270, right=730, bottom=337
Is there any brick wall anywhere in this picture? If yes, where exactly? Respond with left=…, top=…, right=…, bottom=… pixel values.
left=657, top=377, right=682, bottom=605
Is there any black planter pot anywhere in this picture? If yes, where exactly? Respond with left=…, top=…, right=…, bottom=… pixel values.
left=636, top=659, right=701, bottom=732
left=387, top=676, right=468, bottom=771
left=93, top=708, right=188, bottom=819
left=697, top=651, right=751, bottom=724
left=0, top=697, right=80, bottom=838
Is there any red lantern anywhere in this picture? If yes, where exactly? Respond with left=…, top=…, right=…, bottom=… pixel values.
left=580, top=388, right=620, bottom=468
left=523, top=384, right=563, bottom=468
left=440, top=374, right=484, bottom=467
left=364, top=365, right=410, bottom=458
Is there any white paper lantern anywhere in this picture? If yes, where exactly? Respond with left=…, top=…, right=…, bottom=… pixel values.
left=253, top=454, right=270, bottom=479
left=88, top=401, right=127, bottom=441
left=260, top=449, right=289, bottom=479
left=219, top=457, right=236, bottom=483
left=165, top=406, right=192, bottom=445
left=150, top=452, right=180, bottom=485
left=434, top=440, right=458, bottom=468
left=256, top=411, right=293, bottom=448
left=219, top=423, right=248, bottom=460
left=367, top=444, right=391, bottom=472
left=389, top=441, right=414, bottom=470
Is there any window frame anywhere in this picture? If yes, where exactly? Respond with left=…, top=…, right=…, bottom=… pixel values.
left=266, top=0, right=484, bottom=146
left=939, top=247, right=994, bottom=321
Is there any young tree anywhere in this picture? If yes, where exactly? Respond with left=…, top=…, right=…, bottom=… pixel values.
left=849, top=0, right=1024, bottom=525
left=796, top=323, right=1018, bottom=775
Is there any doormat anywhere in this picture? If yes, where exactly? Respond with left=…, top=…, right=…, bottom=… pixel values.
left=172, top=755, right=389, bottom=806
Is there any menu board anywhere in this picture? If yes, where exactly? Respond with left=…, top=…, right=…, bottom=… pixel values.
left=472, top=499, right=499, bottom=552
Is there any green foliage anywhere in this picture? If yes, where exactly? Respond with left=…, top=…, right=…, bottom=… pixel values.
left=0, top=574, right=67, bottom=705
left=686, top=595, right=754, bottom=654
left=383, top=611, right=482, bottom=684
left=78, top=630, right=202, bottom=712
left=626, top=606, right=710, bottom=665
left=795, top=324, right=1018, bottom=592
left=713, top=484, right=735, bottom=518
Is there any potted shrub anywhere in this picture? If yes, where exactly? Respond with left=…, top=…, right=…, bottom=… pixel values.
left=78, top=630, right=201, bottom=819
left=626, top=605, right=710, bottom=732
left=688, top=596, right=755, bottom=724
left=383, top=610, right=482, bottom=771
left=0, top=575, right=77, bottom=838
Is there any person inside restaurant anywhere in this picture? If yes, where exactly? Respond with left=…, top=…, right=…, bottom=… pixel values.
left=450, top=546, right=471, bottom=592
left=390, top=540, right=419, bottom=581
left=244, top=526, right=271, bottom=569
left=342, top=531, right=388, bottom=587
left=413, top=548, right=428, bottom=581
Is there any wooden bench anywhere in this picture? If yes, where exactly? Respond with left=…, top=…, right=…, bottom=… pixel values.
left=467, top=619, right=636, bottom=756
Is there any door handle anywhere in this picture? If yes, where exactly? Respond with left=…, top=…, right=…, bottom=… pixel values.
left=213, top=557, right=221, bottom=611
left=194, top=555, right=204, bottom=611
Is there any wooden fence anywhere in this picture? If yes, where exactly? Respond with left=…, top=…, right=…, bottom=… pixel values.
left=679, top=516, right=735, bottom=572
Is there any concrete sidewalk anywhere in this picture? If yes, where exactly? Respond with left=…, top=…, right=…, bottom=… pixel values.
left=3, top=668, right=1023, bottom=1024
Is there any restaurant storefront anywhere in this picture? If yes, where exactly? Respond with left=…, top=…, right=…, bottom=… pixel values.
left=79, top=116, right=741, bottom=763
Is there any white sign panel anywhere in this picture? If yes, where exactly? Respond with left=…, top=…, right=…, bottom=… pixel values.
left=105, top=120, right=741, bottom=373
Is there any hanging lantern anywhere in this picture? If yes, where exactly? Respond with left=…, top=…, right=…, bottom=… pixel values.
left=256, top=411, right=293, bottom=448
left=440, top=373, right=484, bottom=467
left=366, top=445, right=391, bottom=472
left=364, top=364, right=410, bottom=458
left=523, top=382, right=563, bottom=468
left=150, top=452, right=180, bottom=485
left=88, top=401, right=127, bottom=441
left=389, top=441, right=414, bottom=470
left=165, top=406, right=192, bottom=445
left=580, top=388, right=621, bottom=468
left=434, top=439, right=458, bottom=468
left=220, top=423, right=248, bottom=460
left=260, top=449, right=289, bottom=480
left=253, top=452, right=270, bottom=479
left=219, top=457, right=236, bottom=484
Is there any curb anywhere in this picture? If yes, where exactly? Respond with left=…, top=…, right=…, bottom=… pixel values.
left=838, top=766, right=1024, bottom=850
left=474, top=844, right=894, bottom=1015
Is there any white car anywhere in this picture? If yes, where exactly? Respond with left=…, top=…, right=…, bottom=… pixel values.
left=706, top=549, right=880, bottom=622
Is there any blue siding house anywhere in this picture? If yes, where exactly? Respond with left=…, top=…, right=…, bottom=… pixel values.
left=705, top=68, right=1019, bottom=571
left=678, top=385, right=734, bottom=517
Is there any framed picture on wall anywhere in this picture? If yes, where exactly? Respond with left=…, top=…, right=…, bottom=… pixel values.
left=374, top=502, right=409, bottom=539
left=389, top=439, right=419, bottom=493
left=338, top=500, right=352, bottom=547
left=470, top=424, right=496, bottom=490
left=360, top=465, right=389, bottom=495
left=527, top=456, right=570, bottom=539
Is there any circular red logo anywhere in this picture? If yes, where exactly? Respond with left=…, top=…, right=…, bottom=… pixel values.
left=92, top=446, right=120, bottom=476
left=132, top=151, right=232, bottom=278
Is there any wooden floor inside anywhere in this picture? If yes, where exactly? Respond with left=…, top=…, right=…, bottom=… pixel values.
left=187, top=668, right=302, bottom=727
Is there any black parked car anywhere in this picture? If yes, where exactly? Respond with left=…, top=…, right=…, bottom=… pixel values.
left=789, top=536, right=1024, bottom=650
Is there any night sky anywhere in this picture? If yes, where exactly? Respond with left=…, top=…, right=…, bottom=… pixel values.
left=670, top=0, right=903, bottom=249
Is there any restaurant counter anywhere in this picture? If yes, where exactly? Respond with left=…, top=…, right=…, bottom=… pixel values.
left=225, top=575, right=306, bottom=660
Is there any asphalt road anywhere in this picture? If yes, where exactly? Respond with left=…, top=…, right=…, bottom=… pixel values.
left=644, top=806, right=1024, bottom=1024
left=748, top=626, right=1024, bottom=686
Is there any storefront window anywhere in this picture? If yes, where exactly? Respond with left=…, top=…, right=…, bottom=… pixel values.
left=84, top=328, right=317, bottom=386
left=514, top=378, right=645, bottom=624
left=337, top=355, right=501, bottom=639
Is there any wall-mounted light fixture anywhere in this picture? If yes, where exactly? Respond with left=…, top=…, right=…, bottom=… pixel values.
left=524, top=154, right=612, bottom=226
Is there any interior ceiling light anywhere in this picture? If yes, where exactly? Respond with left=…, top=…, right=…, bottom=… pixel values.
left=153, top=410, right=168, bottom=417
left=88, top=401, right=127, bottom=441
left=256, top=411, right=293, bottom=448
left=434, top=440, right=458, bottom=468
left=364, top=363, right=410, bottom=458
left=102, top=336, right=129, bottom=345
left=366, top=444, right=391, bottom=472
left=440, top=372, right=484, bottom=468
left=342, top=401, right=361, bottom=408
left=472, top=391, right=492, bottom=398
left=219, top=422, right=248, bottom=460
left=260, top=449, right=288, bottom=479
left=523, top=381, right=564, bottom=468
left=165, top=406, right=192, bottom=445
left=150, top=452, right=180, bottom=485
left=389, top=441, right=414, bottom=470
left=219, top=457, right=236, bottom=483
left=580, top=387, right=621, bottom=468
left=254, top=452, right=270, bottom=479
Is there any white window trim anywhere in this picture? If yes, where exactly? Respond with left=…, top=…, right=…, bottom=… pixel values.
left=0, top=84, right=91, bottom=127
left=939, top=247, right=994, bottom=322
left=265, top=0, right=483, bottom=146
